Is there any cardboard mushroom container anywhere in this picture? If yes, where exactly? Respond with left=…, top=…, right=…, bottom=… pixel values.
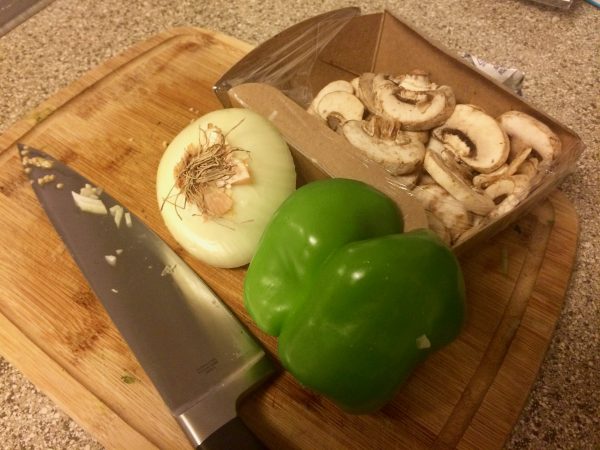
left=213, top=7, right=584, bottom=254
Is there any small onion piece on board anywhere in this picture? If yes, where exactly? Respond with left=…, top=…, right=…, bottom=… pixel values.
left=156, top=108, right=296, bottom=268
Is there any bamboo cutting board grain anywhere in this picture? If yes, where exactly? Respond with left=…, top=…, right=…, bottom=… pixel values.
left=0, top=28, right=579, bottom=449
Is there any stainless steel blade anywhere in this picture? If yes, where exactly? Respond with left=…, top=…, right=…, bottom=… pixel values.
left=18, top=144, right=274, bottom=446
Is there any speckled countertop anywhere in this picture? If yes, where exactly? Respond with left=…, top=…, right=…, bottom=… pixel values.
left=0, top=0, right=598, bottom=448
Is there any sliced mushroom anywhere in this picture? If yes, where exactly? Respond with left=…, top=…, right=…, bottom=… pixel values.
left=354, top=72, right=382, bottom=115
left=473, top=165, right=509, bottom=189
left=375, top=74, right=456, bottom=131
left=342, top=119, right=426, bottom=176
left=428, top=136, right=477, bottom=182
left=390, top=171, right=421, bottom=189
left=308, top=80, right=355, bottom=115
left=423, top=149, right=495, bottom=216
left=473, top=147, right=533, bottom=189
left=484, top=178, right=515, bottom=203
left=498, top=111, right=561, bottom=164
left=511, top=174, right=532, bottom=197
left=391, top=70, right=436, bottom=91
left=362, top=116, right=429, bottom=146
left=362, top=115, right=399, bottom=140
left=433, top=104, right=510, bottom=174
left=413, top=184, right=472, bottom=243
left=486, top=174, right=532, bottom=218
left=427, top=135, right=446, bottom=154
left=516, top=157, right=540, bottom=180
left=418, top=172, right=437, bottom=186
left=316, top=91, right=365, bottom=131
left=425, top=211, right=452, bottom=245
left=406, top=130, right=430, bottom=145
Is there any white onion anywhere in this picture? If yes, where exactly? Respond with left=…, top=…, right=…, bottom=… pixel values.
left=156, top=108, right=296, bottom=268
left=72, top=191, right=108, bottom=215
left=110, top=204, right=124, bottom=228
left=104, top=255, right=117, bottom=266
left=416, top=334, right=431, bottom=350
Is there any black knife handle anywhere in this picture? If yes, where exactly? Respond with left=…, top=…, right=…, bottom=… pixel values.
left=197, top=417, right=268, bottom=450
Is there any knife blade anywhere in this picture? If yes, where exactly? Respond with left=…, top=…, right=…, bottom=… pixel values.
left=18, top=144, right=274, bottom=449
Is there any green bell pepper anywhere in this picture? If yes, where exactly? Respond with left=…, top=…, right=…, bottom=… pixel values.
left=244, top=178, right=465, bottom=413
left=244, top=178, right=404, bottom=336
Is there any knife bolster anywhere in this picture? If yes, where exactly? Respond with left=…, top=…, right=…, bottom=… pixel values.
left=176, top=352, right=274, bottom=447
left=197, top=417, right=267, bottom=450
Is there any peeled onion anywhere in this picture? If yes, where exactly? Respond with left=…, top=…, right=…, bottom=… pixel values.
left=156, top=108, right=296, bottom=268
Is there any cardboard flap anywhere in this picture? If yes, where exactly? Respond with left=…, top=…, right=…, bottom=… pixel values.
left=228, top=83, right=429, bottom=232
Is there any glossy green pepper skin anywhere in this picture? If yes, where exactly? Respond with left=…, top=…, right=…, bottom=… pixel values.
left=244, top=179, right=404, bottom=336
left=243, top=178, right=465, bottom=413
left=278, top=229, right=465, bottom=413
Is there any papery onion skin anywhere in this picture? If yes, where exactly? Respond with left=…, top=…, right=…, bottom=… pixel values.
left=156, top=108, right=296, bottom=268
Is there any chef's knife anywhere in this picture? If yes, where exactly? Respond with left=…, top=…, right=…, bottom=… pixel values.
left=18, top=144, right=274, bottom=449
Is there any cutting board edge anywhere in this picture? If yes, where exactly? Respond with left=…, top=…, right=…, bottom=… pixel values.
left=0, top=312, right=159, bottom=449
left=457, top=190, right=580, bottom=449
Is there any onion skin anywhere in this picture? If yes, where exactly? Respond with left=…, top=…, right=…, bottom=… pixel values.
left=156, top=108, right=296, bottom=268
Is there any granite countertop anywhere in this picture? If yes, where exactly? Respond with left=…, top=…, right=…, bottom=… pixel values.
left=0, top=0, right=598, bottom=448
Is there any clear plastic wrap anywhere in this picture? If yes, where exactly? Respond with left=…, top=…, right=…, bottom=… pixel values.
left=214, top=8, right=360, bottom=109
left=214, top=8, right=584, bottom=253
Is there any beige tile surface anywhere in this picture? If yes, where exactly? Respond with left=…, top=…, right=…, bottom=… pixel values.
left=0, top=0, right=598, bottom=448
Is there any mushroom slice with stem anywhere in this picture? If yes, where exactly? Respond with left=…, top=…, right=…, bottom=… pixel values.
left=363, top=115, right=429, bottom=146
left=342, top=119, right=426, bottom=176
left=362, top=114, right=399, bottom=140
left=486, top=174, right=532, bottom=219
left=413, top=183, right=472, bottom=243
left=355, top=72, right=382, bottom=115
left=308, top=80, right=355, bottom=115
left=316, top=91, right=365, bottom=131
left=472, top=164, right=509, bottom=189
left=423, top=149, right=495, bottom=216
left=433, top=104, right=510, bottom=174
left=498, top=110, right=561, bottom=168
left=428, top=136, right=476, bottom=182
left=484, top=178, right=515, bottom=203
left=375, top=75, right=456, bottom=131
left=516, top=157, right=540, bottom=180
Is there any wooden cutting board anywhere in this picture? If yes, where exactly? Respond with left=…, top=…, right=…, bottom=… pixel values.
left=0, top=27, right=579, bottom=450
